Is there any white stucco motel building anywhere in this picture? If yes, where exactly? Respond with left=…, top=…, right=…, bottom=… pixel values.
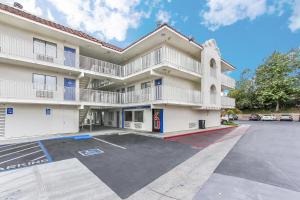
left=0, top=3, right=236, bottom=138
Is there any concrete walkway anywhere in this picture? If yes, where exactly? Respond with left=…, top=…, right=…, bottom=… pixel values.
left=128, top=125, right=249, bottom=200
left=0, top=158, right=121, bottom=200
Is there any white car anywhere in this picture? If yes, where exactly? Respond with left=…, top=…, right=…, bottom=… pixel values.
left=261, top=114, right=277, bottom=121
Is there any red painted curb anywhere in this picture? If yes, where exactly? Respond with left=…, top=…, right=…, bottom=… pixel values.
left=164, top=126, right=237, bottom=140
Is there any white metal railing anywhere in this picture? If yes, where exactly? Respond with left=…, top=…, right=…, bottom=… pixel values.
left=80, top=89, right=121, bottom=104
left=221, top=73, right=236, bottom=88
left=79, top=55, right=123, bottom=77
left=123, top=46, right=202, bottom=76
left=80, top=85, right=202, bottom=105
left=0, top=32, right=64, bottom=66
left=221, top=96, right=235, bottom=108
left=80, top=46, right=202, bottom=78
left=0, top=79, right=77, bottom=102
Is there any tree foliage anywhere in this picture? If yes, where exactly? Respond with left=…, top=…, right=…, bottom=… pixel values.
left=229, top=49, right=300, bottom=111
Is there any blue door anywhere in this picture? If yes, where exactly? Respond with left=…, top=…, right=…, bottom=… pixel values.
left=64, top=78, right=76, bottom=101
left=64, top=47, right=76, bottom=67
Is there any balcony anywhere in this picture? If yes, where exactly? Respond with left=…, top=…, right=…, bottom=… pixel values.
left=221, top=74, right=236, bottom=89
left=80, top=46, right=202, bottom=79
left=123, top=46, right=202, bottom=77
left=80, top=85, right=202, bottom=106
left=79, top=55, right=123, bottom=77
left=0, top=79, right=79, bottom=105
left=221, top=96, right=235, bottom=108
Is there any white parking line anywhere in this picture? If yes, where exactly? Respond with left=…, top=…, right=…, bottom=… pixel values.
left=0, top=150, right=42, bottom=165
left=93, top=137, right=127, bottom=150
left=31, top=155, right=46, bottom=161
left=0, top=145, right=39, bottom=158
left=0, top=143, right=17, bottom=150
left=0, top=142, right=36, bottom=153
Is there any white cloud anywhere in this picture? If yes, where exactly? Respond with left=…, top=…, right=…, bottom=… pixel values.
left=156, top=9, right=171, bottom=23
left=45, top=0, right=149, bottom=42
left=201, top=0, right=267, bottom=31
left=289, top=0, right=300, bottom=32
left=47, top=9, right=55, bottom=21
left=2, top=0, right=42, bottom=15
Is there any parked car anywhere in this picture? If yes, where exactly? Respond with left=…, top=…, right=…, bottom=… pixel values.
left=249, top=113, right=261, bottom=121
left=279, top=114, right=293, bottom=121
left=261, top=114, right=277, bottom=121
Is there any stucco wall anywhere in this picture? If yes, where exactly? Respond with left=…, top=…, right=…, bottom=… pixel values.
left=161, top=105, right=220, bottom=133
left=2, top=104, right=79, bottom=138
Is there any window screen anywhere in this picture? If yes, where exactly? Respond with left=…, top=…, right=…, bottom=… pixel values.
left=125, top=111, right=132, bottom=121
left=134, top=111, right=143, bottom=122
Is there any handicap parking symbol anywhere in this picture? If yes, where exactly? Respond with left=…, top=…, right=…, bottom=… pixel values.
left=78, top=148, right=103, bottom=157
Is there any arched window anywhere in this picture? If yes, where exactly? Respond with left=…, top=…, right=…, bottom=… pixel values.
left=210, top=58, right=217, bottom=77
left=210, top=84, right=217, bottom=104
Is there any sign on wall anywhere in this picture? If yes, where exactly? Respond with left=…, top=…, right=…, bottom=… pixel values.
left=7, top=107, right=13, bottom=115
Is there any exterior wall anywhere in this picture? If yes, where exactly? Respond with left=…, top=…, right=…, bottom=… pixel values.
left=161, top=105, right=220, bottom=133
left=123, top=108, right=152, bottom=132
left=0, top=22, right=80, bottom=68
left=0, top=63, right=79, bottom=101
left=201, top=39, right=222, bottom=107
left=2, top=104, right=79, bottom=138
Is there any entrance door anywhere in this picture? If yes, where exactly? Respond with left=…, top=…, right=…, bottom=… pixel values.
left=64, top=47, right=76, bottom=67
left=64, top=78, right=76, bottom=101
left=152, top=109, right=163, bottom=133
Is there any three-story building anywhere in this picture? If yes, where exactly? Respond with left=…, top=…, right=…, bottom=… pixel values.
left=0, top=3, right=235, bottom=138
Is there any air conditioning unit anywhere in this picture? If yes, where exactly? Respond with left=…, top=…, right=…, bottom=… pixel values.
left=36, top=90, right=54, bottom=98
left=36, top=54, right=54, bottom=63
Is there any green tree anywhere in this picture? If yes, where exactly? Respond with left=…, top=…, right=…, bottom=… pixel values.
left=255, top=51, right=300, bottom=112
left=228, top=69, right=258, bottom=109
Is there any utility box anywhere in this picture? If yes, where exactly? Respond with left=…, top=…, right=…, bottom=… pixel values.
left=199, top=120, right=205, bottom=129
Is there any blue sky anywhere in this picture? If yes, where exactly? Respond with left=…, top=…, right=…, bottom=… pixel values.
left=3, top=0, right=300, bottom=80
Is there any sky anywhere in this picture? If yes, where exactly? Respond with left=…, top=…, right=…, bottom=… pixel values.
left=2, top=0, right=300, bottom=80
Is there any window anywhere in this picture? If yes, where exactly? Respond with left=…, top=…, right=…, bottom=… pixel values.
left=127, top=86, right=135, bottom=92
left=33, top=38, right=57, bottom=58
left=125, top=111, right=132, bottom=121
left=210, top=58, right=217, bottom=77
left=33, top=74, right=57, bottom=91
left=134, top=111, right=144, bottom=122
left=108, top=112, right=114, bottom=121
left=141, top=81, right=151, bottom=89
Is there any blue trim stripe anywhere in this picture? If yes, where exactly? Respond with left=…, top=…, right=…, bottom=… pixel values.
left=46, top=134, right=92, bottom=141
left=160, top=109, right=164, bottom=133
left=38, top=141, right=53, bottom=162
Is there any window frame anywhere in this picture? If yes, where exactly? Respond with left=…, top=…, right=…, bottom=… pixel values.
left=33, top=38, right=57, bottom=58
left=141, top=81, right=151, bottom=89
left=124, top=111, right=133, bottom=122
left=32, top=73, right=57, bottom=91
left=134, top=110, right=144, bottom=123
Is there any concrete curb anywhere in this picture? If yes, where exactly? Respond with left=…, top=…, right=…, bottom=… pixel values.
left=164, top=126, right=237, bottom=139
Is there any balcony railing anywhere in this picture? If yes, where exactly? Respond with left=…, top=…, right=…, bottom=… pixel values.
left=221, top=96, right=235, bottom=108
left=0, top=32, right=65, bottom=66
left=79, top=55, right=123, bottom=77
left=124, top=46, right=202, bottom=76
left=80, top=85, right=202, bottom=105
left=0, top=79, right=77, bottom=102
left=80, top=46, right=202, bottom=78
left=221, top=74, right=236, bottom=88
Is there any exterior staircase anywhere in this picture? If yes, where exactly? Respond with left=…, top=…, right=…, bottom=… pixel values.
left=79, top=106, right=90, bottom=128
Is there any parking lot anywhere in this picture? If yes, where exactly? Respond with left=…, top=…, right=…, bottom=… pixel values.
left=194, top=120, right=300, bottom=200
left=0, top=127, right=239, bottom=199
